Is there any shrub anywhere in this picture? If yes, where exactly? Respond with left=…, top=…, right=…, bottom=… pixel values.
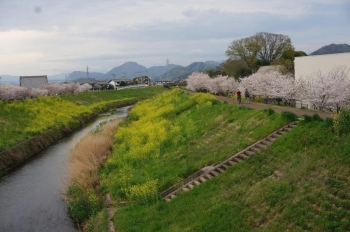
left=82, top=210, right=108, bottom=232
left=312, top=114, right=323, bottom=122
left=66, top=184, right=103, bottom=222
left=333, top=108, right=350, bottom=135
left=303, top=115, right=312, bottom=122
left=281, top=111, right=298, bottom=121
left=264, top=108, right=275, bottom=115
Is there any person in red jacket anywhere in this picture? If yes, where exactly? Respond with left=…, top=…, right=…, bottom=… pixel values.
left=236, top=89, right=241, bottom=104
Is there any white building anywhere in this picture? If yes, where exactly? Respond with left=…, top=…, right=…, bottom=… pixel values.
left=108, top=78, right=133, bottom=89
left=294, top=52, right=350, bottom=109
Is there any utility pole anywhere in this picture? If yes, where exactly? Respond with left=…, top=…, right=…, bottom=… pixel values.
left=86, top=66, right=89, bottom=79
left=166, top=58, right=169, bottom=80
left=0, top=76, right=1, bottom=85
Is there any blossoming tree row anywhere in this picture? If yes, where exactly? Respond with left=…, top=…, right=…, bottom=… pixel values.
left=0, top=83, right=91, bottom=101
left=187, top=66, right=350, bottom=112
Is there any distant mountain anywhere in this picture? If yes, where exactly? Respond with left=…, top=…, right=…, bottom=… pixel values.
left=204, top=61, right=221, bottom=66
left=64, top=60, right=220, bottom=82
left=159, top=66, right=189, bottom=80
left=68, top=71, right=105, bottom=81
left=48, top=73, right=68, bottom=84
left=147, top=64, right=181, bottom=78
left=310, top=43, right=350, bottom=55
left=158, top=61, right=220, bottom=81
left=106, top=61, right=147, bottom=79
left=0, top=75, right=19, bottom=85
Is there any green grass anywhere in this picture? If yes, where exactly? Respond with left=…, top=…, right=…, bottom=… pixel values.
left=93, top=89, right=312, bottom=231
left=111, top=112, right=350, bottom=231
left=4, top=86, right=348, bottom=231
left=101, top=90, right=293, bottom=198
left=0, top=87, right=168, bottom=152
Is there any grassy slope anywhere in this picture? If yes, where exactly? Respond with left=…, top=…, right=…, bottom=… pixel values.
left=107, top=92, right=349, bottom=231
left=0, top=87, right=168, bottom=152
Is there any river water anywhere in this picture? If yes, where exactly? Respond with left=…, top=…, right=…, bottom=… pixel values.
left=0, top=106, right=131, bottom=232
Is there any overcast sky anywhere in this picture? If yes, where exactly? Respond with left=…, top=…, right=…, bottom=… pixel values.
left=0, top=0, right=349, bottom=76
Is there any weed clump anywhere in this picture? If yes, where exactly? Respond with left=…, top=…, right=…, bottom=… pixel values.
left=333, top=108, right=350, bottom=135
left=281, top=111, right=298, bottom=121
left=264, top=108, right=275, bottom=115
left=66, top=119, right=122, bottom=226
left=67, top=184, right=102, bottom=222
left=303, top=114, right=323, bottom=123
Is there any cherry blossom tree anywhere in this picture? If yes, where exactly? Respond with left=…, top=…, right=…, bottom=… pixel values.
left=74, top=83, right=92, bottom=93
left=42, top=83, right=66, bottom=95
left=219, top=75, right=240, bottom=96
left=186, top=72, right=211, bottom=92
left=0, top=82, right=91, bottom=101
left=187, top=72, right=239, bottom=96
left=239, top=70, right=295, bottom=104
left=0, top=85, right=46, bottom=100
left=63, top=83, right=80, bottom=94
left=296, top=66, right=350, bottom=112
left=28, top=87, right=48, bottom=98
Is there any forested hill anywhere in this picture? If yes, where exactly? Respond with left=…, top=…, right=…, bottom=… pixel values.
left=310, top=43, right=350, bottom=55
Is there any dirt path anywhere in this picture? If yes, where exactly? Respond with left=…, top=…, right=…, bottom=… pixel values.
left=214, top=95, right=333, bottom=119
left=181, top=89, right=333, bottom=119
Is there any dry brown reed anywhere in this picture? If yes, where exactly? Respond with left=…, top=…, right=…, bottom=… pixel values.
left=67, top=118, right=122, bottom=189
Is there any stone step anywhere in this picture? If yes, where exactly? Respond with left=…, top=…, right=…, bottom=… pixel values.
left=260, top=140, right=272, bottom=146
left=266, top=137, right=277, bottom=142
left=227, top=160, right=236, bottom=166
left=193, top=180, right=201, bottom=186
left=210, top=170, right=220, bottom=176
left=162, top=120, right=299, bottom=202
left=221, top=164, right=229, bottom=170
left=243, top=150, right=254, bottom=156
left=232, top=157, right=242, bottom=163
left=255, top=143, right=266, bottom=149
left=239, top=153, right=249, bottom=159
left=216, top=167, right=225, bottom=173
left=271, top=133, right=279, bottom=138
left=188, top=184, right=195, bottom=189
left=205, top=173, right=214, bottom=179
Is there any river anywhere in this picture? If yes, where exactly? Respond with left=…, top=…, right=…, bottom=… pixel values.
left=0, top=106, right=131, bottom=232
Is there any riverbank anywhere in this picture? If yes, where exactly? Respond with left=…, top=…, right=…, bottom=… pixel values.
left=0, top=107, right=133, bottom=232
left=0, top=100, right=135, bottom=176
left=0, top=87, right=169, bottom=177
left=101, top=89, right=349, bottom=231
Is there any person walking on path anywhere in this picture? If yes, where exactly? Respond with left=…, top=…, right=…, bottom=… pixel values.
left=236, top=89, right=242, bottom=104
left=245, top=89, right=250, bottom=103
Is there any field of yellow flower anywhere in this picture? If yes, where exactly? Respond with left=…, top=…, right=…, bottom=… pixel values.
left=0, top=87, right=167, bottom=152
left=101, top=89, right=293, bottom=205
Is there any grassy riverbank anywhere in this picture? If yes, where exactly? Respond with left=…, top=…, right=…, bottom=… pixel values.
left=0, top=87, right=169, bottom=175
left=113, top=116, right=350, bottom=231
left=72, top=89, right=350, bottom=232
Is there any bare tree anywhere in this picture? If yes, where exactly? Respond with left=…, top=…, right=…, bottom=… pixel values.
left=226, top=32, right=294, bottom=71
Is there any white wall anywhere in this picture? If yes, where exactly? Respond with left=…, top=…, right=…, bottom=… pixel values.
left=294, top=52, right=350, bottom=109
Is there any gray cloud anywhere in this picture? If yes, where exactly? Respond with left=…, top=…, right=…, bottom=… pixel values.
left=0, top=0, right=349, bottom=75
